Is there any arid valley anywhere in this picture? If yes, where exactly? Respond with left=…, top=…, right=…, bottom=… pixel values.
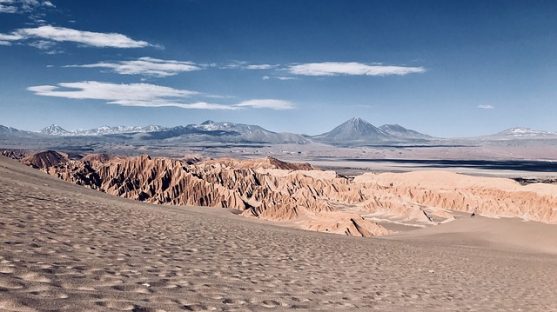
left=3, top=1, right=557, bottom=310
left=2, top=152, right=557, bottom=311
left=2, top=128, right=557, bottom=311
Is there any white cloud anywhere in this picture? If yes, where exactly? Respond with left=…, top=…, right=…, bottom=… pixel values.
left=110, top=100, right=239, bottom=110
left=222, top=61, right=278, bottom=70
left=27, top=81, right=292, bottom=110
left=221, top=61, right=247, bottom=69
left=65, top=57, right=201, bottom=77
left=276, top=76, right=296, bottom=80
left=28, top=39, right=61, bottom=54
left=0, top=0, right=17, bottom=13
left=262, top=75, right=297, bottom=81
left=477, top=104, right=495, bottom=110
left=288, top=62, right=426, bottom=76
left=235, top=99, right=294, bottom=110
left=28, top=81, right=197, bottom=102
left=0, top=25, right=150, bottom=48
left=0, top=33, right=24, bottom=41
left=28, top=39, right=55, bottom=49
left=0, top=0, right=53, bottom=14
left=245, top=64, right=277, bottom=70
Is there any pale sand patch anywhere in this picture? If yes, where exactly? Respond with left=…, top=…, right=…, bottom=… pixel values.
left=385, top=216, right=557, bottom=255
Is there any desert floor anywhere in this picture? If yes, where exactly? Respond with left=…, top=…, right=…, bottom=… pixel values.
left=1, top=156, right=557, bottom=311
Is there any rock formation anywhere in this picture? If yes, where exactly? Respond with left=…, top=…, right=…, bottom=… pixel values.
left=12, top=151, right=557, bottom=236
left=22, top=150, right=68, bottom=169
left=22, top=153, right=387, bottom=237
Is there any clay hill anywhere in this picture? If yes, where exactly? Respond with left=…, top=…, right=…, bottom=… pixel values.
left=15, top=150, right=557, bottom=237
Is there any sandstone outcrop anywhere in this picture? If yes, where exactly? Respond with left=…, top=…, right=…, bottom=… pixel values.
left=355, top=171, right=557, bottom=224
left=23, top=150, right=68, bottom=169
left=22, top=153, right=386, bottom=237
left=14, top=151, right=557, bottom=236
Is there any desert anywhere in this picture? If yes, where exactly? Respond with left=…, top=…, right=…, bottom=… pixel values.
left=2, top=155, right=557, bottom=311
left=3, top=1, right=557, bottom=310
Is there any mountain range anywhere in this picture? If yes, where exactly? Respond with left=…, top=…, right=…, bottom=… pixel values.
left=39, top=124, right=166, bottom=136
left=1, top=118, right=556, bottom=146
left=482, top=127, right=557, bottom=140
left=312, top=117, right=432, bottom=146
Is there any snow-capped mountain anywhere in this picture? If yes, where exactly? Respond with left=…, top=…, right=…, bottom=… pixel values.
left=73, top=125, right=166, bottom=136
left=482, top=127, right=557, bottom=140
left=498, top=127, right=556, bottom=137
left=192, top=120, right=281, bottom=137
left=40, top=124, right=72, bottom=136
left=38, top=124, right=166, bottom=136
left=143, top=120, right=308, bottom=144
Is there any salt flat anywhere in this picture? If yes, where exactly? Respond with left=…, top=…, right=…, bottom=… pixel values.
left=1, top=156, right=557, bottom=311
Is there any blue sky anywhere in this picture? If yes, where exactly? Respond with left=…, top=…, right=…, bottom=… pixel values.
left=1, top=0, right=556, bottom=137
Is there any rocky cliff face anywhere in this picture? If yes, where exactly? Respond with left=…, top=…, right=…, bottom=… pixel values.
left=15, top=151, right=557, bottom=236
left=26, top=154, right=388, bottom=237
left=23, top=150, right=69, bottom=169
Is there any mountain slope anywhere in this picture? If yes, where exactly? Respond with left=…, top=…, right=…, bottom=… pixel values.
left=313, top=117, right=390, bottom=145
left=313, top=117, right=431, bottom=145
left=74, top=125, right=166, bottom=136
left=40, top=124, right=72, bottom=136
left=379, top=124, right=431, bottom=140
left=0, top=125, right=41, bottom=138
left=39, top=124, right=166, bottom=136
left=32, top=121, right=308, bottom=144
left=143, top=120, right=309, bottom=144
left=482, top=127, right=557, bottom=140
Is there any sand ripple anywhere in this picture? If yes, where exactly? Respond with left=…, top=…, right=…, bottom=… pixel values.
left=1, top=157, right=557, bottom=311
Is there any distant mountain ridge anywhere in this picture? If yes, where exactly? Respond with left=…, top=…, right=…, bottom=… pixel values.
left=32, top=121, right=308, bottom=144
left=2, top=120, right=556, bottom=146
left=471, top=127, right=557, bottom=141
left=312, top=117, right=431, bottom=145
left=0, top=125, right=39, bottom=138
left=142, top=120, right=308, bottom=144
left=496, top=127, right=557, bottom=137
left=379, top=124, right=432, bottom=140
left=39, top=124, right=166, bottom=136
left=313, top=117, right=389, bottom=144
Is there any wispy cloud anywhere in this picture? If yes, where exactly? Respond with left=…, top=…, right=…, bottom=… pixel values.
left=65, top=57, right=201, bottom=77
left=221, top=61, right=247, bottom=69
left=288, top=62, right=426, bottom=76
left=235, top=99, right=294, bottom=110
left=0, top=0, right=54, bottom=14
left=28, top=81, right=196, bottom=101
left=262, top=75, right=297, bottom=81
left=0, top=25, right=150, bottom=48
left=477, top=104, right=495, bottom=110
left=27, top=81, right=293, bottom=110
left=222, top=61, right=278, bottom=70
left=245, top=64, right=277, bottom=70
left=108, top=100, right=239, bottom=110
left=0, top=0, right=18, bottom=13
left=0, top=33, right=24, bottom=42
left=27, top=39, right=61, bottom=54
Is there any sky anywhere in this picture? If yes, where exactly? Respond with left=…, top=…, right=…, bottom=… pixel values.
left=1, top=0, right=556, bottom=137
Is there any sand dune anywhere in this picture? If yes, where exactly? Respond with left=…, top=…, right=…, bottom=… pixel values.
left=1, top=156, right=557, bottom=311
left=385, top=216, right=557, bottom=255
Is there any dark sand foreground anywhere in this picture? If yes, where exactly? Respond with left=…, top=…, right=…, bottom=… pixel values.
left=1, top=156, right=557, bottom=311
